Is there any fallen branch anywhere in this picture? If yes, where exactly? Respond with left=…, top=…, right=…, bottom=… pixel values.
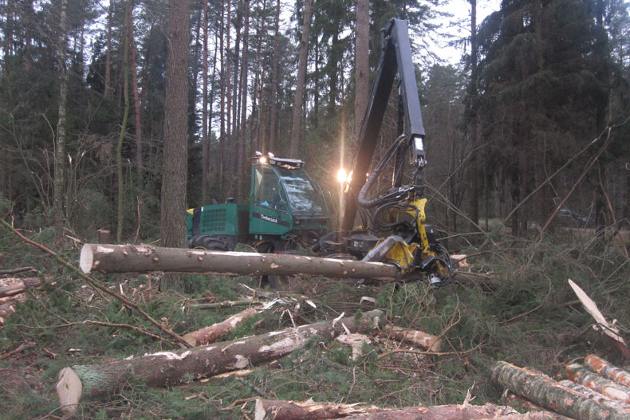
left=0, top=341, right=34, bottom=360
left=492, top=361, right=629, bottom=420
left=568, top=279, right=630, bottom=360
left=0, top=267, right=35, bottom=275
left=56, top=310, right=384, bottom=416
left=183, top=307, right=260, bottom=346
left=191, top=299, right=261, bottom=309
left=381, top=325, right=441, bottom=352
left=0, top=277, right=41, bottom=298
left=0, top=218, right=191, bottom=349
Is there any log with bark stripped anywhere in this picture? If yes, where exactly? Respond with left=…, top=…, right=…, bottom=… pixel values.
left=586, top=355, right=630, bottom=389
left=491, top=361, right=630, bottom=420
left=382, top=325, right=441, bottom=352
left=79, top=244, right=400, bottom=280
left=56, top=309, right=383, bottom=415
left=321, top=403, right=562, bottom=420
left=182, top=307, right=259, bottom=346
left=566, top=363, right=630, bottom=403
left=254, top=399, right=381, bottom=420
left=0, top=277, right=41, bottom=299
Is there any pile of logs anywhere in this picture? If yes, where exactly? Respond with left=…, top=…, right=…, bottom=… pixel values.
left=0, top=269, right=41, bottom=325
left=492, top=355, right=630, bottom=420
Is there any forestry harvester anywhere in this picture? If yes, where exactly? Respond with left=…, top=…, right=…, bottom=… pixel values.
left=183, top=18, right=453, bottom=286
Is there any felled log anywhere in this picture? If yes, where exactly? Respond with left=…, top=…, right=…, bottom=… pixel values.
left=569, top=279, right=630, bottom=360
left=586, top=355, right=630, bottom=389
left=559, top=380, right=630, bottom=412
left=565, top=363, right=630, bottom=403
left=56, top=309, right=383, bottom=415
left=317, top=403, right=557, bottom=420
left=491, top=361, right=630, bottom=420
left=0, top=277, right=41, bottom=299
left=80, top=244, right=400, bottom=280
left=382, top=325, right=441, bottom=352
left=182, top=307, right=259, bottom=346
left=254, top=399, right=381, bottom=420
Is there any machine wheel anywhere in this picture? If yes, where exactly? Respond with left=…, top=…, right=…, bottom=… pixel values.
left=196, top=235, right=228, bottom=251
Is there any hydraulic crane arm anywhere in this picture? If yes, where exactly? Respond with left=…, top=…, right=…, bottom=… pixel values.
left=341, top=19, right=427, bottom=232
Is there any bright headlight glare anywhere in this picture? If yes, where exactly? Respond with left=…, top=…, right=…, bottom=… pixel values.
left=259, top=157, right=268, bottom=164
left=337, top=168, right=347, bottom=184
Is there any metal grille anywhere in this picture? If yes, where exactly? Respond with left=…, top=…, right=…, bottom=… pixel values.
left=201, top=208, right=226, bottom=232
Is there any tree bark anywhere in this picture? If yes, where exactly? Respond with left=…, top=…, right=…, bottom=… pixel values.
left=254, top=399, right=381, bottom=420
left=161, top=0, right=190, bottom=250
left=491, top=361, right=630, bottom=420
left=53, top=0, right=68, bottom=248
left=586, top=355, right=630, bottom=389
left=129, top=0, right=143, bottom=187
left=268, top=0, right=280, bottom=152
left=117, top=0, right=131, bottom=244
left=289, top=0, right=314, bottom=158
left=183, top=307, right=259, bottom=346
left=56, top=310, right=383, bottom=414
left=566, top=363, right=630, bottom=404
left=354, top=0, right=369, bottom=138
left=104, top=0, right=113, bottom=97
left=382, top=325, right=441, bottom=352
left=79, top=244, right=400, bottom=280
left=202, top=0, right=209, bottom=203
left=0, top=277, right=41, bottom=299
left=237, top=0, right=250, bottom=199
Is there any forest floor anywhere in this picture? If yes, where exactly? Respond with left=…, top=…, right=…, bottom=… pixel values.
left=1, top=225, right=630, bottom=419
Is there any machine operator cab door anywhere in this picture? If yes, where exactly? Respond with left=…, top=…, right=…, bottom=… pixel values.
left=249, top=156, right=329, bottom=237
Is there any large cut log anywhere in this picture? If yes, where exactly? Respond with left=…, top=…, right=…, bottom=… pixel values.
left=312, top=403, right=562, bottom=420
left=182, top=307, right=259, bottom=346
left=0, top=277, right=41, bottom=299
left=80, top=244, right=400, bottom=280
left=382, top=325, right=441, bottom=352
left=566, top=363, right=630, bottom=403
left=254, top=399, right=381, bottom=420
left=586, top=355, right=630, bottom=389
left=56, top=309, right=383, bottom=415
left=491, top=361, right=630, bottom=420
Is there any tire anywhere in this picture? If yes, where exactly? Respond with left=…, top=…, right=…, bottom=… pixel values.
left=197, top=236, right=228, bottom=251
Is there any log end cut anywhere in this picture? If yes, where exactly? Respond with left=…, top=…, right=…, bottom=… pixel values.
left=79, top=244, right=95, bottom=274
left=57, top=367, right=83, bottom=416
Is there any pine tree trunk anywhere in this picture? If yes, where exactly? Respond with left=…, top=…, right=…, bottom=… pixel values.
left=354, top=0, right=369, bottom=138
left=116, top=0, right=131, bottom=244
left=104, top=0, right=113, bottom=97
left=586, top=354, right=630, bottom=389
left=183, top=307, right=259, bottom=346
left=202, top=0, right=209, bottom=203
left=53, top=0, right=68, bottom=248
left=289, top=0, right=314, bottom=158
left=129, top=0, right=143, bottom=188
left=237, top=0, right=250, bottom=199
left=160, top=0, right=190, bottom=289
left=79, top=244, right=401, bottom=280
left=267, top=0, right=281, bottom=152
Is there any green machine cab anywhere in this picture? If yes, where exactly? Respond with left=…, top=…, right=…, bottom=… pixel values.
left=187, top=154, right=329, bottom=253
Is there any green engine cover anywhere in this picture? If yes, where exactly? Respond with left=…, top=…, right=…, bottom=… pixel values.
left=187, top=203, right=249, bottom=239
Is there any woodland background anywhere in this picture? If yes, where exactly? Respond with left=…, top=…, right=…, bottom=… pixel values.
left=2, top=0, right=629, bottom=246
